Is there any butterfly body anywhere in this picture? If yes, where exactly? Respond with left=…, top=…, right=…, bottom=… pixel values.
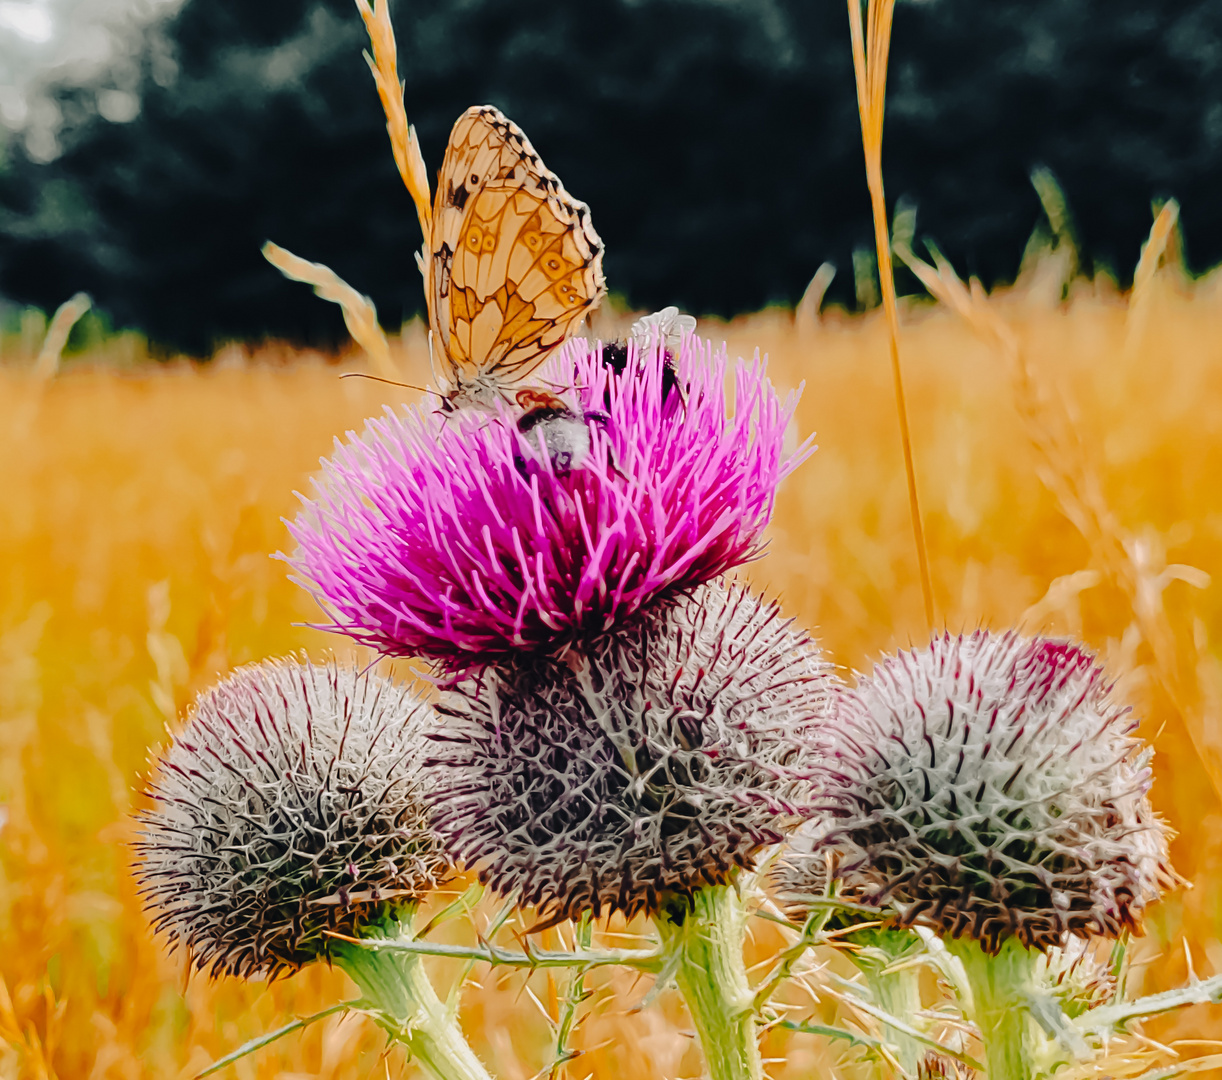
left=427, top=106, right=606, bottom=410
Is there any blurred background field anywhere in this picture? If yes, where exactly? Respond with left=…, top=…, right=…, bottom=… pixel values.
left=4, top=248, right=1222, bottom=1076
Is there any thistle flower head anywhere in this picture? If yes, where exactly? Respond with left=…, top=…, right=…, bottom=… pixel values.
left=427, top=582, right=835, bottom=924
left=287, top=334, right=811, bottom=669
left=133, top=658, right=447, bottom=979
left=781, top=631, right=1173, bottom=953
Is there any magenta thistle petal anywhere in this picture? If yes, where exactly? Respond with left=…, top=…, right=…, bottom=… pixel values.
left=287, top=335, right=813, bottom=667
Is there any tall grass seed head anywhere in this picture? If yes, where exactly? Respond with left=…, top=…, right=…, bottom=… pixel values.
left=427, top=581, right=836, bottom=925
left=781, top=631, right=1173, bottom=953
left=133, top=658, right=448, bottom=979
left=287, top=333, right=812, bottom=669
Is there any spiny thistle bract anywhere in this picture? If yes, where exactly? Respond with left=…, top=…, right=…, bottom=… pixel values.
left=133, top=659, right=448, bottom=979
left=918, top=1052, right=977, bottom=1080
left=1036, top=936, right=1119, bottom=1018
left=287, top=334, right=812, bottom=669
left=781, top=630, right=1174, bottom=954
left=427, top=582, right=836, bottom=925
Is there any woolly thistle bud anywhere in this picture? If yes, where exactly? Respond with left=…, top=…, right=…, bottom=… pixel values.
left=133, top=659, right=448, bottom=979
left=427, top=582, right=836, bottom=925
left=780, top=631, right=1174, bottom=954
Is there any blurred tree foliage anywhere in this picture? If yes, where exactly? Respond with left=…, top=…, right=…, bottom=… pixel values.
left=0, top=0, right=1220, bottom=354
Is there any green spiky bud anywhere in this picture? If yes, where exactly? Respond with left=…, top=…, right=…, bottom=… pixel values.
left=1036, top=936, right=1119, bottom=1018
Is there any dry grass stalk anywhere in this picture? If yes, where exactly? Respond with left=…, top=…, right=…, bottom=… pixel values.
left=261, top=240, right=399, bottom=379
left=847, top=0, right=934, bottom=627
left=1132, top=201, right=1181, bottom=303
left=794, top=263, right=837, bottom=335
left=1030, top=167, right=1080, bottom=279
left=893, top=231, right=1222, bottom=805
left=0, top=974, right=57, bottom=1080
left=354, top=0, right=433, bottom=243
left=32, top=292, right=91, bottom=379
left=1126, top=199, right=1181, bottom=358
left=1057, top=1046, right=1222, bottom=1080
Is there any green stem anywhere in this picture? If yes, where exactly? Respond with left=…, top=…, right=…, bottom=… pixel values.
left=352, top=934, right=664, bottom=972
left=329, top=914, right=493, bottom=1080
left=948, top=937, right=1038, bottom=1080
left=653, top=884, right=763, bottom=1080
left=850, top=929, right=924, bottom=1076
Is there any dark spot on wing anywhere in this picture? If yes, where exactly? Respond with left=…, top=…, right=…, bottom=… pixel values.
left=436, top=242, right=453, bottom=297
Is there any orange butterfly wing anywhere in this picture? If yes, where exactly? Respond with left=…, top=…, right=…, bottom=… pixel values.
left=427, top=106, right=606, bottom=398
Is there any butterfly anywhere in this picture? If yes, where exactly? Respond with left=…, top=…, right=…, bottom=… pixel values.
left=424, top=105, right=607, bottom=411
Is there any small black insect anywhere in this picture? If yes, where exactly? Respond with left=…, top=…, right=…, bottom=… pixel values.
left=598, top=340, right=683, bottom=409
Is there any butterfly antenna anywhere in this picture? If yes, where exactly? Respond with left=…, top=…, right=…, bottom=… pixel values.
left=339, top=372, right=437, bottom=396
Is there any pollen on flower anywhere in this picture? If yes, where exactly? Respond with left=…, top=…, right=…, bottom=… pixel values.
left=779, top=630, right=1175, bottom=954
left=426, top=582, right=836, bottom=925
left=132, top=658, right=447, bottom=980
left=286, top=334, right=813, bottom=669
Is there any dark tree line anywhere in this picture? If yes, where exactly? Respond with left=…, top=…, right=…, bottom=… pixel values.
left=1, top=0, right=1220, bottom=355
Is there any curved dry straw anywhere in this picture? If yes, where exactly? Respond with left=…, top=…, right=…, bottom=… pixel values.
left=261, top=241, right=400, bottom=380
left=847, top=0, right=934, bottom=628
left=891, top=207, right=1221, bottom=808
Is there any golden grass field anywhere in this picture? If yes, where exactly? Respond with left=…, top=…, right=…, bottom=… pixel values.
left=3, top=251, right=1222, bottom=1077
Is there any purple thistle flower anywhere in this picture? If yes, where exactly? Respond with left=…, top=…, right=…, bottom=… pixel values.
left=780, top=630, right=1175, bottom=954
left=287, top=334, right=812, bottom=668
